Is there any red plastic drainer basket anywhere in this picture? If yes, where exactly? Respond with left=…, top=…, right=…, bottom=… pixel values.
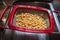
left=8, top=5, right=55, bottom=33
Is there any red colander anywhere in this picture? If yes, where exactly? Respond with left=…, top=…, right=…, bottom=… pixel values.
left=8, top=5, right=55, bottom=33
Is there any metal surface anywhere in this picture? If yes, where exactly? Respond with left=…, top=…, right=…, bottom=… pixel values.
left=49, top=3, right=60, bottom=32
left=12, top=31, right=48, bottom=40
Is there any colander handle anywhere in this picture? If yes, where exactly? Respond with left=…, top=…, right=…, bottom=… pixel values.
left=0, top=5, right=11, bottom=19
left=0, top=5, right=11, bottom=29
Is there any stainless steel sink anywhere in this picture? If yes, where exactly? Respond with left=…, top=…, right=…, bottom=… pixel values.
left=0, top=2, right=60, bottom=40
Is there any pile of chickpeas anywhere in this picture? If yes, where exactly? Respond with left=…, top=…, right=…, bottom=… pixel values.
left=16, top=13, right=47, bottom=30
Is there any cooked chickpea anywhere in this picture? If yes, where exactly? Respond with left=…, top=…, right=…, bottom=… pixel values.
left=16, top=13, right=47, bottom=30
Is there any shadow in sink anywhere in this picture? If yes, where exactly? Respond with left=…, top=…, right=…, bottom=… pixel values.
left=13, top=34, right=39, bottom=40
left=12, top=31, right=39, bottom=40
left=13, top=2, right=51, bottom=10
left=48, top=33, right=60, bottom=40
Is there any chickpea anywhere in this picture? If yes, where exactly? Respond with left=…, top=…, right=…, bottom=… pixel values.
left=16, top=13, right=47, bottom=30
